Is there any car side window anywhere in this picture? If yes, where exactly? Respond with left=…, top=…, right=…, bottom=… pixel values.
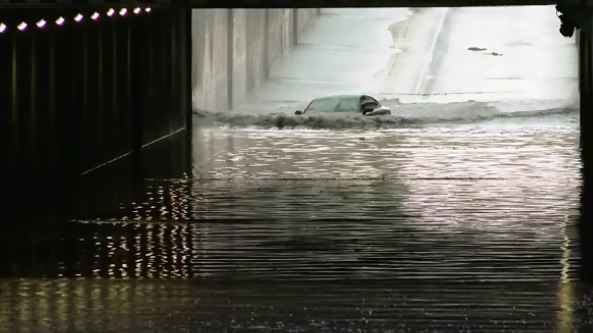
left=360, top=96, right=379, bottom=113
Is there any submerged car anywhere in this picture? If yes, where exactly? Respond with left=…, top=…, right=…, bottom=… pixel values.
left=295, top=95, right=391, bottom=116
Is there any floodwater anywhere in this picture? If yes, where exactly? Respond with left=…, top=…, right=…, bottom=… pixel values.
left=2, top=6, right=593, bottom=333
left=2, top=104, right=592, bottom=332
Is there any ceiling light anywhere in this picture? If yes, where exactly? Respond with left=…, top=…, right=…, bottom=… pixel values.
left=17, top=22, right=27, bottom=31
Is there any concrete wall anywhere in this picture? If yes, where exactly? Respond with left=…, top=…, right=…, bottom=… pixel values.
left=192, top=9, right=319, bottom=111
left=192, top=9, right=230, bottom=112
left=245, top=10, right=268, bottom=94
left=295, top=9, right=319, bottom=38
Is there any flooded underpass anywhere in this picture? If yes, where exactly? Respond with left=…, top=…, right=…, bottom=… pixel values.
left=3, top=6, right=593, bottom=333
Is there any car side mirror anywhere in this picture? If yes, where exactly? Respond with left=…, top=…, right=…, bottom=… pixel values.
left=295, top=110, right=303, bottom=115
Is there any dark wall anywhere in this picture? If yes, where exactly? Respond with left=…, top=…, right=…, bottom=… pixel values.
left=578, top=30, right=592, bottom=284
left=0, top=8, right=191, bottom=194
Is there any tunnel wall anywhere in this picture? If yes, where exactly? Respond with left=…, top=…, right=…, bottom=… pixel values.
left=580, top=30, right=593, bottom=178
left=0, top=8, right=191, bottom=192
left=191, top=9, right=229, bottom=113
left=192, top=9, right=318, bottom=112
left=578, top=28, right=593, bottom=284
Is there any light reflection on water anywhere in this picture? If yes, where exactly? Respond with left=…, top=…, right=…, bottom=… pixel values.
left=52, top=113, right=582, bottom=282
left=2, top=112, right=591, bottom=332
left=183, top=117, right=582, bottom=281
left=1, top=279, right=592, bottom=332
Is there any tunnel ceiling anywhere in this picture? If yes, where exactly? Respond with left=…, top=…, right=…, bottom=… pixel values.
left=0, top=0, right=567, bottom=8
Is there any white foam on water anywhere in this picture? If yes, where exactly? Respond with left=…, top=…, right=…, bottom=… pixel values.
left=194, top=97, right=578, bottom=130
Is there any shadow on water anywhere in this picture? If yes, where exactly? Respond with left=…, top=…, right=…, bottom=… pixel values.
left=0, top=131, right=191, bottom=278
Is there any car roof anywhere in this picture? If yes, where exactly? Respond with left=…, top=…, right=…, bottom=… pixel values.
left=312, top=94, right=363, bottom=100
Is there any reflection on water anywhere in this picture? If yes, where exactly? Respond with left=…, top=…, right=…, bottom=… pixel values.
left=3, top=113, right=584, bottom=281
left=1, top=279, right=592, bottom=332
left=31, top=113, right=579, bottom=282
left=184, top=117, right=582, bottom=281
left=2, top=110, right=592, bottom=331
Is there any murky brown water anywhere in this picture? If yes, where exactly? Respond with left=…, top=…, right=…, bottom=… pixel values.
left=2, top=110, right=592, bottom=332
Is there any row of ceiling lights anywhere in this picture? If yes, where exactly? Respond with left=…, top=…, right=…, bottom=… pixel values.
left=0, top=7, right=152, bottom=34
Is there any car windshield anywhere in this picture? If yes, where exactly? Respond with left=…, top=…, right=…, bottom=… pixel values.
left=305, top=96, right=360, bottom=113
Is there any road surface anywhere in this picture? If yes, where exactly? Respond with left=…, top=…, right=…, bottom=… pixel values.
left=248, top=6, right=577, bottom=108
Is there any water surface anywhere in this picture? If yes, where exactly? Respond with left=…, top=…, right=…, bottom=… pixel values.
left=2, top=105, right=592, bottom=332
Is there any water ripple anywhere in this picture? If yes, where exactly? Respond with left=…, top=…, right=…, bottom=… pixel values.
left=58, top=114, right=583, bottom=283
